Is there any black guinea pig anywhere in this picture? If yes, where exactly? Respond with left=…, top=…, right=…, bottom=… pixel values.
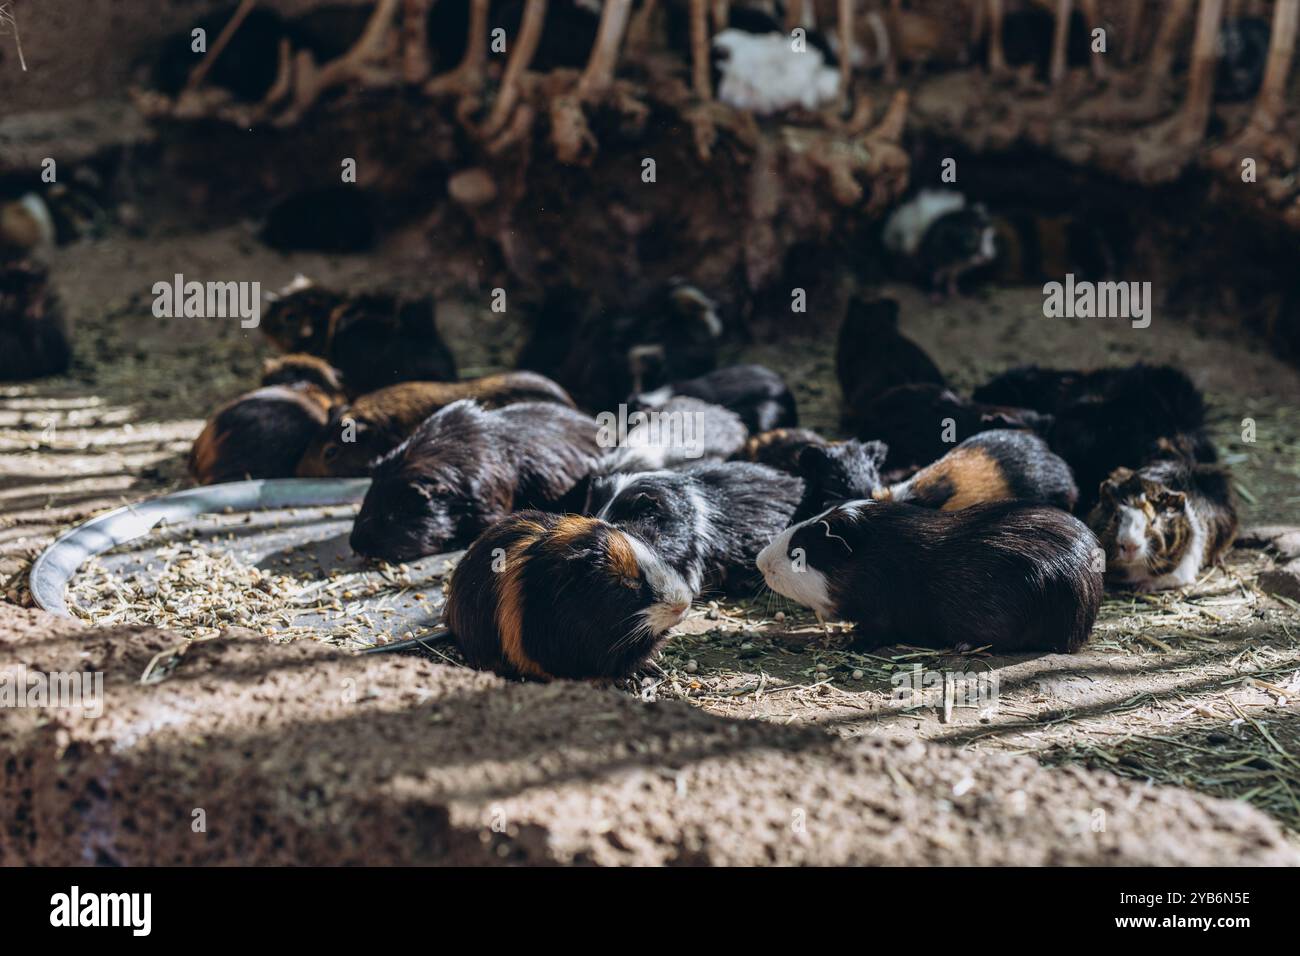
left=188, top=383, right=338, bottom=485
left=634, top=363, right=797, bottom=433
left=876, top=430, right=1078, bottom=513
left=516, top=281, right=723, bottom=409
left=598, top=396, right=748, bottom=473
left=0, top=257, right=71, bottom=381
left=851, top=383, right=1052, bottom=475
left=836, top=296, right=945, bottom=424
left=736, top=427, right=830, bottom=474
left=757, top=500, right=1103, bottom=654
left=587, top=460, right=804, bottom=597
left=297, top=371, right=574, bottom=477
left=349, top=400, right=601, bottom=562
left=793, top=439, right=889, bottom=521
left=445, top=511, right=693, bottom=680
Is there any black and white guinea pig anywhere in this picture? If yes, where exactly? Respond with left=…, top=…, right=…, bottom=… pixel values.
left=758, top=500, right=1103, bottom=654
left=598, top=396, right=748, bottom=473
left=876, top=430, right=1078, bottom=513
left=793, top=439, right=889, bottom=522
left=836, top=296, right=945, bottom=419
left=735, top=427, right=830, bottom=474
left=587, top=460, right=804, bottom=597
left=635, top=364, right=797, bottom=434
left=349, top=400, right=601, bottom=562
left=0, top=257, right=71, bottom=381
left=850, top=383, right=1052, bottom=475
left=446, top=511, right=693, bottom=680
left=1088, top=455, right=1238, bottom=591
left=882, top=190, right=996, bottom=298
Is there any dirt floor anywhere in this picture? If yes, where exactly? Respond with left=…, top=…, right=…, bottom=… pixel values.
left=3, top=223, right=1300, bottom=862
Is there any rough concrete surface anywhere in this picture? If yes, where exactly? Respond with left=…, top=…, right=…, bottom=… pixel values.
left=3, top=604, right=1296, bottom=866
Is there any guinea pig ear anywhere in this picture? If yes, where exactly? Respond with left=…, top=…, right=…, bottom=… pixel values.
left=797, top=444, right=834, bottom=481
left=1158, top=490, right=1187, bottom=512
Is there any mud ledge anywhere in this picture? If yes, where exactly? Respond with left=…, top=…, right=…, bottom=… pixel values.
left=2, top=604, right=1295, bottom=866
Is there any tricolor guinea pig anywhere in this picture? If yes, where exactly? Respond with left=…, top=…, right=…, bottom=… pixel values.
left=875, top=430, right=1078, bottom=512
left=598, top=396, right=748, bottom=473
left=188, top=382, right=337, bottom=485
left=587, top=461, right=803, bottom=596
left=851, top=383, right=1052, bottom=475
left=349, top=400, right=601, bottom=562
left=1088, top=456, right=1238, bottom=591
left=757, top=500, right=1103, bottom=653
left=0, top=257, right=71, bottom=381
left=445, top=511, right=693, bottom=680
left=634, top=364, right=797, bottom=433
left=836, top=296, right=945, bottom=423
left=260, top=353, right=346, bottom=393
left=297, top=372, right=574, bottom=477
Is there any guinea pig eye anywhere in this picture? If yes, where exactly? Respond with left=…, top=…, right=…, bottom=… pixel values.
left=632, top=493, right=658, bottom=512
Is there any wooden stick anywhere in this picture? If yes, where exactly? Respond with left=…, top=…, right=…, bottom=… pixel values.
left=187, top=0, right=258, bottom=91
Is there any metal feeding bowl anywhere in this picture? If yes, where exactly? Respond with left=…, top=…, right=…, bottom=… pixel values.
left=29, top=478, right=458, bottom=649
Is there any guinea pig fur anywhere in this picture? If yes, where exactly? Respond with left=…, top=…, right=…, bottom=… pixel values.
left=634, top=364, right=797, bottom=433
left=876, top=430, right=1078, bottom=512
left=446, top=511, right=693, bottom=680
left=736, top=427, right=830, bottom=474
left=0, top=258, right=71, bottom=382
left=261, top=353, right=346, bottom=394
left=189, top=383, right=335, bottom=485
left=587, top=460, right=804, bottom=597
left=597, top=396, right=748, bottom=474
left=1088, top=456, right=1238, bottom=591
left=297, top=372, right=575, bottom=477
left=757, top=500, right=1103, bottom=653
left=793, top=439, right=889, bottom=521
left=851, top=383, right=1052, bottom=474
left=349, top=399, right=602, bottom=562
left=836, top=296, right=945, bottom=419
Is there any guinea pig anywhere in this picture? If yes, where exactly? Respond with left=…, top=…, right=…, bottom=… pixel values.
left=297, top=372, right=575, bottom=477
left=260, top=353, right=346, bottom=393
left=597, top=396, right=748, bottom=474
left=1088, top=456, right=1238, bottom=591
left=634, top=363, right=797, bottom=433
left=259, top=186, right=376, bottom=254
left=793, top=439, right=889, bottom=521
left=882, top=191, right=996, bottom=298
left=1043, top=364, right=1214, bottom=513
left=587, top=460, right=804, bottom=596
left=875, top=430, right=1078, bottom=512
left=0, top=257, right=71, bottom=381
left=836, top=296, right=945, bottom=421
left=188, top=383, right=336, bottom=485
left=757, top=500, right=1103, bottom=654
left=851, top=383, right=1052, bottom=474
left=972, top=363, right=1089, bottom=413
left=516, top=280, right=722, bottom=409
left=0, top=194, right=56, bottom=259
left=736, top=427, right=830, bottom=474
left=445, top=511, right=693, bottom=680
left=349, top=400, right=601, bottom=562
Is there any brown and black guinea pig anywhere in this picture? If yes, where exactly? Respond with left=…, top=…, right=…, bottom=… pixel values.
left=837, top=297, right=945, bottom=431
left=297, top=371, right=575, bottom=477
left=852, top=383, right=1052, bottom=475
left=188, top=377, right=342, bottom=485
left=261, top=277, right=457, bottom=395
left=349, top=400, right=602, bottom=562
left=444, top=511, right=694, bottom=680
left=874, top=430, right=1078, bottom=512
left=735, top=427, right=830, bottom=474
left=632, top=364, right=797, bottom=433
left=1088, top=454, right=1238, bottom=592
left=758, top=500, right=1103, bottom=654
left=0, top=257, right=71, bottom=381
